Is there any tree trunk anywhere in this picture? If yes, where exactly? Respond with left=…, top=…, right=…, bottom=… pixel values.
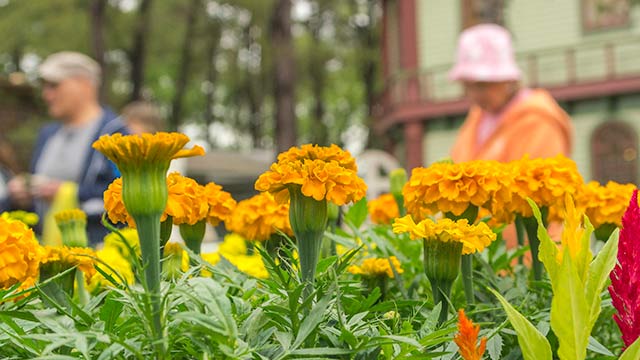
left=90, top=0, right=108, bottom=102
left=307, top=13, right=328, bottom=146
left=204, top=22, right=220, bottom=147
left=271, top=0, right=297, bottom=155
left=169, top=0, right=200, bottom=132
left=129, top=0, right=153, bottom=102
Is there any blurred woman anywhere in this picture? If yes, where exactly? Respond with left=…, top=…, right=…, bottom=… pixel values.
left=448, top=24, right=573, bottom=162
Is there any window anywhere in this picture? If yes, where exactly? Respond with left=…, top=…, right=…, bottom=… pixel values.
left=582, top=0, right=630, bottom=32
left=591, top=121, right=638, bottom=184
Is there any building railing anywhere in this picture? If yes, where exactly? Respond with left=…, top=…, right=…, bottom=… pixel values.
left=378, top=37, right=640, bottom=113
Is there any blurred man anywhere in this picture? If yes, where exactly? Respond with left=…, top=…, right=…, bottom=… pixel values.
left=8, top=51, right=127, bottom=245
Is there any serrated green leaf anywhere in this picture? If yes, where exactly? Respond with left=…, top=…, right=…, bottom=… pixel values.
left=487, top=333, right=503, bottom=360
left=489, top=287, right=552, bottom=360
left=292, top=293, right=331, bottom=349
left=345, top=197, right=368, bottom=229
left=620, top=335, right=640, bottom=360
left=289, top=347, right=352, bottom=356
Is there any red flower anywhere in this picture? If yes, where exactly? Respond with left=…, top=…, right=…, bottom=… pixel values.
left=609, top=189, right=640, bottom=348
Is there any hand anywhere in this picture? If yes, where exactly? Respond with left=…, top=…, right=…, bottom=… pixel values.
left=31, top=177, right=62, bottom=203
left=7, top=174, right=33, bottom=208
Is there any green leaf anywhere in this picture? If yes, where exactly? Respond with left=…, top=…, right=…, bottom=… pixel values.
left=487, top=333, right=503, bottom=360
left=289, top=347, right=352, bottom=356
left=587, top=336, right=615, bottom=356
left=316, top=255, right=338, bottom=274
left=292, top=293, right=332, bottom=349
left=345, top=197, right=368, bottom=229
left=620, top=336, right=640, bottom=360
left=527, top=199, right=558, bottom=279
left=585, top=229, right=619, bottom=327
left=489, top=287, right=552, bottom=360
left=551, top=252, right=589, bottom=360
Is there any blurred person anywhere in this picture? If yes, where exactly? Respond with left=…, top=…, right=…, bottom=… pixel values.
left=448, top=24, right=573, bottom=162
left=7, top=51, right=128, bottom=245
left=121, top=100, right=164, bottom=134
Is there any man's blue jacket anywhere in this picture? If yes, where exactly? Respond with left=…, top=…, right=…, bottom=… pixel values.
left=31, top=108, right=128, bottom=244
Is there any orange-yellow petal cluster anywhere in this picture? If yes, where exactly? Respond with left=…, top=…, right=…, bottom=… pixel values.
left=165, top=173, right=208, bottom=225
left=454, top=309, right=487, bottom=360
left=575, top=181, right=636, bottom=229
left=40, top=246, right=97, bottom=279
left=368, top=194, right=400, bottom=225
left=392, top=215, right=496, bottom=255
left=92, top=132, right=204, bottom=170
left=502, top=155, right=583, bottom=221
left=348, top=256, right=403, bottom=278
left=0, top=217, right=43, bottom=289
left=226, top=192, right=292, bottom=241
left=203, top=182, right=236, bottom=226
left=104, top=175, right=235, bottom=227
left=255, top=144, right=367, bottom=206
left=403, top=160, right=511, bottom=220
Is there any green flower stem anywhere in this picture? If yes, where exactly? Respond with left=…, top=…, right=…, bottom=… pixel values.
left=133, top=213, right=165, bottom=357
left=445, top=205, right=478, bottom=306
left=461, top=255, right=474, bottom=305
left=515, top=215, right=526, bottom=265
left=523, top=207, right=548, bottom=281
left=424, top=239, right=462, bottom=325
left=160, top=216, right=173, bottom=250
left=179, top=220, right=207, bottom=255
left=288, top=187, right=328, bottom=294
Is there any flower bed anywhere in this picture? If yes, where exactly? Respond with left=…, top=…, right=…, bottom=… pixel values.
left=1, top=132, right=639, bottom=359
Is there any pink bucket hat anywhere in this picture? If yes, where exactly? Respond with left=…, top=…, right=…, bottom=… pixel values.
left=448, top=24, right=521, bottom=82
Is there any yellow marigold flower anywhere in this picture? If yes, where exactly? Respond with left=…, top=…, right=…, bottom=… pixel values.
left=41, top=246, right=97, bottom=280
left=219, top=233, right=249, bottom=256
left=454, top=309, right=487, bottom=360
left=0, top=218, right=43, bottom=289
left=93, top=132, right=204, bottom=171
left=88, top=246, right=134, bottom=292
left=1, top=210, right=39, bottom=227
left=368, top=194, right=400, bottom=225
left=403, top=160, right=511, bottom=220
left=203, top=182, right=236, bottom=226
left=575, top=181, right=636, bottom=229
left=54, top=209, right=87, bottom=223
left=201, top=250, right=268, bottom=279
left=393, top=215, right=496, bottom=255
left=255, top=144, right=367, bottom=206
left=502, top=155, right=583, bottom=221
left=226, top=192, right=292, bottom=241
left=103, top=228, right=140, bottom=258
left=348, top=256, right=403, bottom=278
left=54, top=208, right=88, bottom=248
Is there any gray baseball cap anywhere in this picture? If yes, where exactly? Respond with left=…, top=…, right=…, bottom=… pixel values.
left=38, top=51, right=101, bottom=85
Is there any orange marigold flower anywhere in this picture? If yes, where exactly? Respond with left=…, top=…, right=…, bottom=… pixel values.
left=104, top=174, right=236, bottom=227
left=500, top=155, right=583, bottom=222
left=403, top=160, right=511, bottom=220
left=575, top=181, right=636, bottom=229
left=454, top=309, right=487, bottom=360
left=0, top=217, right=43, bottom=289
left=368, top=194, right=399, bottom=225
left=393, top=215, right=496, bottom=255
left=203, top=182, right=236, bottom=226
left=348, top=256, right=403, bottom=278
left=226, top=192, right=292, bottom=241
left=255, top=144, right=367, bottom=206
left=165, top=173, right=208, bottom=225
left=41, top=246, right=97, bottom=280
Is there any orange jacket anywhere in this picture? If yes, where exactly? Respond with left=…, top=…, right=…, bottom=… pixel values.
left=451, top=89, right=573, bottom=162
